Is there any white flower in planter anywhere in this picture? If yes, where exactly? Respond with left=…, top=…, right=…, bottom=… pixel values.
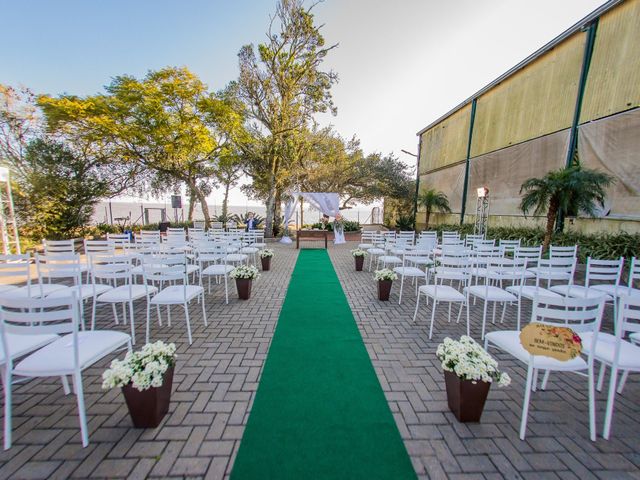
left=350, top=248, right=368, bottom=257
left=259, top=249, right=274, bottom=258
left=102, top=341, right=177, bottom=391
left=436, top=336, right=510, bottom=386
left=373, top=268, right=398, bottom=281
left=229, top=264, right=260, bottom=280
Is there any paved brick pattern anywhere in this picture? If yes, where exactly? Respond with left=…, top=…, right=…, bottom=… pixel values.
left=1, top=241, right=639, bottom=479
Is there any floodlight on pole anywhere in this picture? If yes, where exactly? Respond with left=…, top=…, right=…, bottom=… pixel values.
left=474, top=186, right=490, bottom=237
left=400, top=149, right=418, bottom=158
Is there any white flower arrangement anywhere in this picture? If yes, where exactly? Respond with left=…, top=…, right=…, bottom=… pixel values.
left=374, top=268, right=398, bottom=281
left=351, top=248, right=368, bottom=257
left=258, top=249, right=274, bottom=258
left=436, top=336, right=511, bottom=386
left=229, top=264, right=260, bottom=280
left=102, top=341, right=177, bottom=391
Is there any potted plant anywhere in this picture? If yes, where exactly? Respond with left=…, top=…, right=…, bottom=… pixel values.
left=259, top=249, right=274, bottom=271
left=374, top=268, right=397, bottom=301
left=436, top=336, right=511, bottom=422
left=102, top=341, right=177, bottom=428
left=351, top=248, right=368, bottom=271
left=230, top=264, right=260, bottom=300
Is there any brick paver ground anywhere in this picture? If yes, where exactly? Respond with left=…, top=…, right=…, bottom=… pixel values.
left=0, top=241, right=638, bottom=479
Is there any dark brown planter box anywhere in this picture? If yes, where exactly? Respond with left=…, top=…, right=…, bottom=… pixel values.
left=444, top=370, right=491, bottom=422
left=236, top=278, right=253, bottom=300
left=354, top=256, right=364, bottom=271
left=377, top=279, right=392, bottom=301
left=122, top=366, right=174, bottom=428
left=261, top=256, right=271, bottom=271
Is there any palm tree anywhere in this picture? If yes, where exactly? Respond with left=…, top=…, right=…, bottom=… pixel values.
left=520, top=165, right=614, bottom=252
left=417, top=189, right=451, bottom=230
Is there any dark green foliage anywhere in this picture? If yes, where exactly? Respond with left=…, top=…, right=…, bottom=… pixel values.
left=310, top=220, right=360, bottom=232
left=232, top=212, right=264, bottom=227
left=423, top=224, right=639, bottom=262
left=395, top=215, right=415, bottom=231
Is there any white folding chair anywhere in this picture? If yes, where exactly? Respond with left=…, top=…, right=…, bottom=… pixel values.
left=0, top=255, right=32, bottom=297
left=1, top=294, right=131, bottom=449
left=106, top=233, right=131, bottom=250
left=550, top=245, right=578, bottom=259
left=485, top=295, right=605, bottom=441
left=144, top=254, right=206, bottom=345
left=393, top=251, right=426, bottom=304
left=499, top=239, right=521, bottom=255
left=527, top=256, right=576, bottom=290
left=366, top=233, right=386, bottom=271
left=199, top=243, right=234, bottom=304
left=358, top=231, right=375, bottom=250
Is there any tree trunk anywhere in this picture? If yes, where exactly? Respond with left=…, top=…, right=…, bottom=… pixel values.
left=188, top=180, right=211, bottom=228
left=425, top=208, right=431, bottom=230
left=187, top=188, right=196, bottom=222
left=274, top=189, right=282, bottom=236
left=300, top=196, right=304, bottom=228
left=543, top=198, right=559, bottom=253
left=264, top=187, right=276, bottom=238
left=222, top=181, right=230, bottom=220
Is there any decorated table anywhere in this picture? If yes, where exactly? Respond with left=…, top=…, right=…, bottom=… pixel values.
left=296, top=229, right=328, bottom=249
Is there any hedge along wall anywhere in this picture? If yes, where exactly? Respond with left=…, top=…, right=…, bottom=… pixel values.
left=416, top=0, right=640, bottom=234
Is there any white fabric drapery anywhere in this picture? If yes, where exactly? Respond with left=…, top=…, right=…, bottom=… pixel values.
left=279, top=192, right=345, bottom=244
left=279, top=196, right=299, bottom=244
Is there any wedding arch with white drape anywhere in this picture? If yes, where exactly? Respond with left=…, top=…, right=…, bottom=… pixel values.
left=279, top=192, right=345, bottom=244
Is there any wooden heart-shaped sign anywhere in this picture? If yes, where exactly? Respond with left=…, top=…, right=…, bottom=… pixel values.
left=519, top=323, right=582, bottom=361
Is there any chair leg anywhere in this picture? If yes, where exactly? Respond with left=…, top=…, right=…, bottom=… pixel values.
left=398, top=276, right=404, bottom=305
left=516, top=297, right=522, bottom=331
left=167, top=305, right=171, bottom=327
left=597, top=363, right=606, bottom=392
left=129, top=301, right=136, bottom=345
left=617, top=370, right=629, bottom=394
left=61, top=375, right=71, bottom=395
left=91, top=300, right=98, bottom=331
left=201, top=293, right=207, bottom=326
left=532, top=369, right=539, bottom=392
left=428, top=300, right=437, bottom=339
left=412, top=293, right=421, bottom=323
left=603, top=366, right=619, bottom=440
left=541, top=370, right=550, bottom=390
left=519, top=363, right=535, bottom=440
left=588, top=362, right=596, bottom=442
left=481, top=299, right=488, bottom=340
left=3, top=367, right=12, bottom=450
left=500, top=302, right=507, bottom=323
left=146, top=301, right=151, bottom=344
left=112, top=303, right=119, bottom=325
left=72, top=372, right=89, bottom=447
left=156, top=304, right=162, bottom=326
left=224, top=275, right=229, bottom=305
left=465, top=300, right=470, bottom=336
left=184, top=304, right=193, bottom=345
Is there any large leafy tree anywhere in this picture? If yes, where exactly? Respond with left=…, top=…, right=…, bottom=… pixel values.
left=16, top=139, right=111, bottom=239
left=520, top=165, right=614, bottom=251
left=236, top=0, right=337, bottom=236
left=417, top=189, right=451, bottom=229
left=38, top=67, right=247, bottom=227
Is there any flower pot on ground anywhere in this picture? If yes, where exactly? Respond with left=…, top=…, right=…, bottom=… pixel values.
left=230, top=265, right=260, bottom=300
left=374, top=268, right=398, bottom=301
left=437, top=336, right=510, bottom=423
left=102, top=341, right=177, bottom=428
left=259, top=249, right=274, bottom=271
left=351, top=248, right=368, bottom=271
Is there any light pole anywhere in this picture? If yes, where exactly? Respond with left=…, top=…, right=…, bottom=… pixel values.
left=401, top=149, right=419, bottom=230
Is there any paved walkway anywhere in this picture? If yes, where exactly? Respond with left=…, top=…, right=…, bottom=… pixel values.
left=0, top=242, right=638, bottom=479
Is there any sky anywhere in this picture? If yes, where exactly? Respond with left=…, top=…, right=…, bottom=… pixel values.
left=1, top=0, right=605, bottom=206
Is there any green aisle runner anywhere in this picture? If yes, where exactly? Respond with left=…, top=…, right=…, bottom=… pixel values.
left=231, top=249, right=417, bottom=480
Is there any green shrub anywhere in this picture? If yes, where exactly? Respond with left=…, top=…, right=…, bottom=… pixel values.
left=395, top=215, right=415, bottom=231
left=343, top=220, right=361, bottom=232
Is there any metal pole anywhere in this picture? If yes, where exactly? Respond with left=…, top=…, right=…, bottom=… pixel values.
left=412, top=138, right=422, bottom=231
left=460, top=98, right=477, bottom=224
left=108, top=201, right=114, bottom=225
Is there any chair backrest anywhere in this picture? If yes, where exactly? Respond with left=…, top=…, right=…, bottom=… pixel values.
left=92, top=255, right=134, bottom=283
left=0, top=295, right=80, bottom=366
left=415, top=236, right=436, bottom=252
left=435, top=251, right=471, bottom=284
left=167, top=227, right=185, bottom=234
left=441, top=231, right=460, bottom=240
left=471, top=239, right=496, bottom=249
left=420, top=231, right=438, bottom=241
left=196, top=242, right=228, bottom=264
left=188, top=230, right=208, bottom=242
left=499, top=239, right=521, bottom=254
left=530, top=295, right=605, bottom=336
left=550, top=245, right=578, bottom=259
left=487, top=257, right=528, bottom=283
left=0, top=254, right=31, bottom=288
left=226, top=221, right=237, bottom=230
left=43, top=239, right=76, bottom=256
left=136, top=231, right=161, bottom=245
left=442, top=236, right=464, bottom=246
left=515, top=246, right=542, bottom=267
left=397, top=231, right=415, bottom=242
left=142, top=254, right=189, bottom=285
left=360, top=231, right=375, bottom=243
left=584, top=257, right=624, bottom=288
left=534, top=257, right=577, bottom=284
left=193, top=221, right=206, bottom=229
left=211, top=222, right=224, bottom=230
left=106, top=233, right=131, bottom=247
left=618, top=294, right=640, bottom=340
left=36, top=253, right=83, bottom=284
left=84, top=239, right=116, bottom=257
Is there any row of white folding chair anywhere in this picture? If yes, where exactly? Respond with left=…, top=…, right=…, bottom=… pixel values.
left=358, top=231, right=375, bottom=249
left=0, top=293, right=132, bottom=449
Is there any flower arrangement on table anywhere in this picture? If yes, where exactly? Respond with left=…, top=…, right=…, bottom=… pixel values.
left=373, top=268, right=398, bottom=282
left=258, top=249, right=274, bottom=258
left=333, top=213, right=344, bottom=229
left=102, top=341, right=177, bottom=391
left=230, top=264, right=260, bottom=280
left=351, top=248, right=368, bottom=257
left=436, top=336, right=510, bottom=386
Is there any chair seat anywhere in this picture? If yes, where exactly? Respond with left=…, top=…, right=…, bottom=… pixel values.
left=0, top=332, right=59, bottom=364
left=409, top=257, right=433, bottom=266
left=14, top=331, right=130, bottom=377
left=97, top=284, right=158, bottom=303
left=150, top=285, right=204, bottom=304
left=418, top=284, right=465, bottom=302
left=241, top=247, right=259, bottom=254
left=433, top=268, right=467, bottom=282
left=590, top=284, right=634, bottom=298
left=367, top=248, right=385, bottom=255
left=226, top=254, right=248, bottom=263
left=526, top=268, right=572, bottom=281
left=202, top=264, right=234, bottom=276
left=48, top=284, right=113, bottom=300
left=465, top=285, right=517, bottom=302
left=186, top=264, right=200, bottom=275
left=580, top=332, right=640, bottom=370
left=391, top=249, right=408, bottom=256
left=379, top=256, right=402, bottom=264
left=0, top=285, right=18, bottom=294
left=549, top=285, right=612, bottom=300
left=393, top=266, right=424, bottom=277
left=486, top=330, right=588, bottom=371
left=505, top=285, right=560, bottom=300
left=252, top=242, right=267, bottom=248
left=358, top=243, right=373, bottom=249
left=630, top=332, right=640, bottom=345
left=198, top=254, right=226, bottom=263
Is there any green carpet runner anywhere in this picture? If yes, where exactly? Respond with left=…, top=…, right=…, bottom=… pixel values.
left=230, top=249, right=417, bottom=480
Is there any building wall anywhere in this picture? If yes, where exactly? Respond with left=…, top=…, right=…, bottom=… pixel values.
left=416, top=0, right=640, bottom=234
